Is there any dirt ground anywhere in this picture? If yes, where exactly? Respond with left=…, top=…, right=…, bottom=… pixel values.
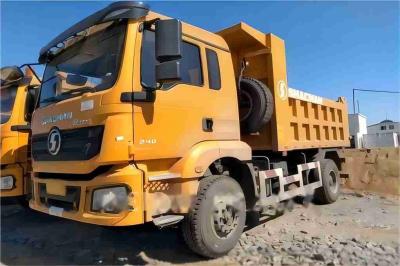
left=1, top=188, right=399, bottom=265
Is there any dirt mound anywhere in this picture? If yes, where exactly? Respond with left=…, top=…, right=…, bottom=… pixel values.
left=339, top=148, right=400, bottom=195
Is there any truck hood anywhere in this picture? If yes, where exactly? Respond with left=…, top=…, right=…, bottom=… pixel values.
left=31, top=93, right=134, bottom=174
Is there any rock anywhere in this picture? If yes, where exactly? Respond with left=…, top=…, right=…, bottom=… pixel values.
left=366, top=242, right=375, bottom=249
left=354, top=192, right=365, bottom=197
left=281, top=255, right=296, bottom=265
left=313, top=253, right=325, bottom=261
left=272, top=255, right=282, bottom=263
left=282, top=241, right=292, bottom=250
left=378, top=244, right=396, bottom=254
left=300, top=230, right=308, bottom=234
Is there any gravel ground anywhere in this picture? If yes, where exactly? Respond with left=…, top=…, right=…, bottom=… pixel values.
left=1, top=189, right=399, bottom=265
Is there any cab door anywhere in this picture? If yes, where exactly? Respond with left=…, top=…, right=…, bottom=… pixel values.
left=132, top=28, right=222, bottom=161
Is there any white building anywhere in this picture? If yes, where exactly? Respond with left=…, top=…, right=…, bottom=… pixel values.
left=367, top=120, right=400, bottom=134
left=363, top=132, right=399, bottom=148
left=347, top=116, right=399, bottom=148
left=364, top=120, right=399, bottom=148
left=348, top=113, right=368, bottom=148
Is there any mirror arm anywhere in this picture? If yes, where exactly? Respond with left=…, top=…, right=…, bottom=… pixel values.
left=141, top=18, right=160, bottom=32
left=142, top=83, right=157, bottom=92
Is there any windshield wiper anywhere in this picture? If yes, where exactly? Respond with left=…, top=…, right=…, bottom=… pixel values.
left=40, top=96, right=60, bottom=104
left=60, top=86, right=95, bottom=96
left=40, top=87, right=95, bottom=105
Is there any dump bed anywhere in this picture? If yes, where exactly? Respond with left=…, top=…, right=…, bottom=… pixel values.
left=217, top=23, right=349, bottom=151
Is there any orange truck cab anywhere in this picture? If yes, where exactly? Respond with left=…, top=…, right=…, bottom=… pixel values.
left=1, top=65, right=40, bottom=199
left=29, top=2, right=349, bottom=257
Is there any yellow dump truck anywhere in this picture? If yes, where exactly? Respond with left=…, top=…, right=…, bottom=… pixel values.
left=27, top=2, right=349, bottom=257
left=1, top=65, right=40, bottom=200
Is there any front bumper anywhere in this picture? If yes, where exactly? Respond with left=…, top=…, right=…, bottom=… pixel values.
left=29, top=164, right=144, bottom=226
left=0, top=164, right=27, bottom=197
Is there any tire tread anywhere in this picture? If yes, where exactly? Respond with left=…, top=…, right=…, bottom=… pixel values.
left=314, top=159, right=340, bottom=204
left=239, top=77, right=274, bottom=134
left=182, top=175, right=221, bottom=258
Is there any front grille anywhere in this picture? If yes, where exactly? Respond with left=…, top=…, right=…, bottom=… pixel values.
left=36, top=165, right=112, bottom=181
left=38, top=183, right=80, bottom=211
left=32, top=126, right=104, bottom=161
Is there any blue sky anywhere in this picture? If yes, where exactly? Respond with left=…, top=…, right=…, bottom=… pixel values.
left=1, top=1, right=399, bottom=124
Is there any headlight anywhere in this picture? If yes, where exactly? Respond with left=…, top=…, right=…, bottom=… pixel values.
left=0, top=176, right=14, bottom=190
left=91, top=186, right=131, bottom=214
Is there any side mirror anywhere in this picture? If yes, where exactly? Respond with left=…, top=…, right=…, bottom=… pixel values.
left=11, top=124, right=31, bottom=133
left=155, top=19, right=182, bottom=83
left=24, top=87, right=37, bottom=122
left=0, top=66, right=24, bottom=86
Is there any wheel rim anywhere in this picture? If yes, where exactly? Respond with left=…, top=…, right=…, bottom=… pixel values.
left=239, top=90, right=253, bottom=122
left=328, top=170, right=338, bottom=193
left=211, top=198, right=240, bottom=239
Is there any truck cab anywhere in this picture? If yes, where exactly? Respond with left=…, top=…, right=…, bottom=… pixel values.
left=29, top=1, right=348, bottom=258
left=30, top=1, right=243, bottom=223
left=1, top=66, right=40, bottom=199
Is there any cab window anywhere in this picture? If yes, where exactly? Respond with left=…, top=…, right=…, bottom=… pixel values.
left=39, top=21, right=126, bottom=107
left=0, top=85, right=17, bottom=124
left=206, top=48, right=221, bottom=90
left=141, top=29, right=203, bottom=88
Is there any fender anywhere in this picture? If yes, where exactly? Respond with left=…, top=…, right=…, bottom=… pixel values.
left=312, top=148, right=342, bottom=170
left=168, top=140, right=252, bottom=178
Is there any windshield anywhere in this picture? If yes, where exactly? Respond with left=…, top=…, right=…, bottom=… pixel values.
left=39, top=21, right=126, bottom=107
left=0, top=85, right=18, bottom=124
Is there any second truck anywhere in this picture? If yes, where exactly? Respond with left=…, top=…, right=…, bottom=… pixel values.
left=27, top=2, right=349, bottom=257
left=1, top=65, right=40, bottom=201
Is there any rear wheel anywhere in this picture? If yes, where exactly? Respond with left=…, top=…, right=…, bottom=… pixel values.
left=314, top=159, right=340, bottom=204
left=182, top=175, right=246, bottom=258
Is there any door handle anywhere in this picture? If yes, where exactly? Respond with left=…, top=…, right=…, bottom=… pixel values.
left=202, top=118, right=213, bottom=132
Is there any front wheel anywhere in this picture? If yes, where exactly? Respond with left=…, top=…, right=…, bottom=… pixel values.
left=182, top=175, right=246, bottom=258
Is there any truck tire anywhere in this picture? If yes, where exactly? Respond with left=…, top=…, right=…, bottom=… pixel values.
left=17, top=196, right=30, bottom=209
left=239, top=77, right=274, bottom=134
left=182, top=175, right=246, bottom=258
left=314, top=159, right=340, bottom=204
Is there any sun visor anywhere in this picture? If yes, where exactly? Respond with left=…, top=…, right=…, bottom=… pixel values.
left=38, top=1, right=149, bottom=63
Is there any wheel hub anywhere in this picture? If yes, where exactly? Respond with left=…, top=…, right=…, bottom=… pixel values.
left=328, top=170, right=338, bottom=193
left=213, top=200, right=239, bottom=238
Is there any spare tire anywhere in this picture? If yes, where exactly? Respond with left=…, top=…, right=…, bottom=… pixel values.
left=239, top=77, right=274, bottom=134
